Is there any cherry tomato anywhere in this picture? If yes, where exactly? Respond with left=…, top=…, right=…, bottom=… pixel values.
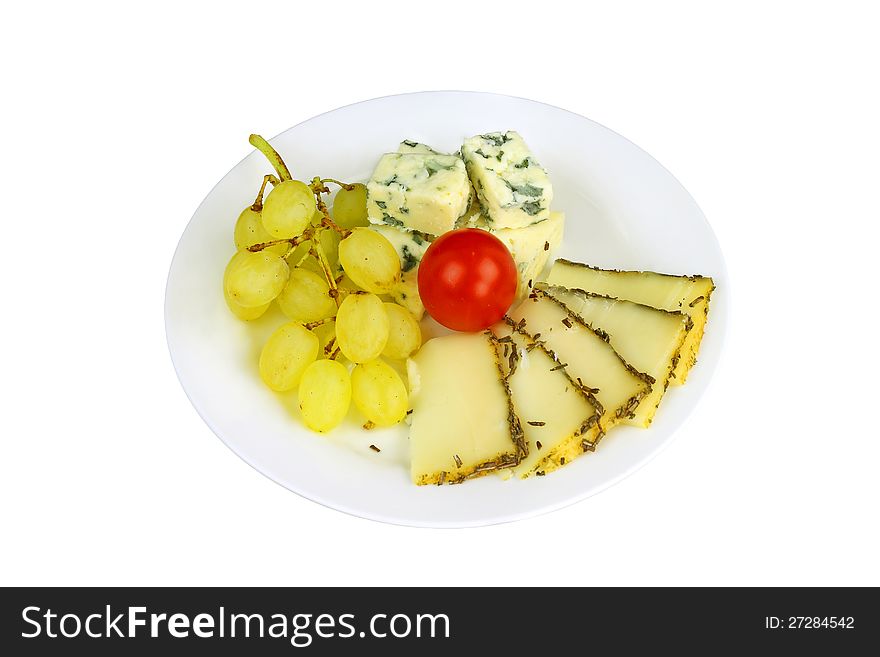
left=418, top=228, right=517, bottom=332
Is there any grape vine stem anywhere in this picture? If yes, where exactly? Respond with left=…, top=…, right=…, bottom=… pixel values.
left=247, top=233, right=311, bottom=253
left=310, top=237, right=341, bottom=306
left=305, top=318, right=334, bottom=330
left=251, top=174, right=279, bottom=211
left=320, top=177, right=357, bottom=191
left=249, top=134, right=292, bottom=182
left=310, top=185, right=351, bottom=238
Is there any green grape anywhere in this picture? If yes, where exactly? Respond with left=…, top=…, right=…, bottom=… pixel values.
left=224, top=249, right=289, bottom=308
left=298, top=359, right=352, bottom=432
left=332, top=183, right=369, bottom=229
left=262, top=180, right=316, bottom=239
left=276, top=267, right=337, bottom=322
left=381, top=303, right=422, bottom=360
left=335, top=293, right=389, bottom=363
left=259, top=322, right=319, bottom=391
left=312, top=320, right=337, bottom=358
left=224, top=286, right=270, bottom=321
left=351, top=359, right=408, bottom=426
left=338, top=228, right=400, bottom=294
left=233, top=207, right=288, bottom=255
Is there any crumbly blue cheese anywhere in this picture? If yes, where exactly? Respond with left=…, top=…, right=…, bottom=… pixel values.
left=368, top=224, right=432, bottom=319
left=455, top=191, right=482, bottom=228
left=474, top=211, right=564, bottom=298
left=461, top=131, right=553, bottom=229
left=397, top=140, right=442, bottom=154
left=396, top=141, right=480, bottom=227
left=366, top=152, right=471, bottom=236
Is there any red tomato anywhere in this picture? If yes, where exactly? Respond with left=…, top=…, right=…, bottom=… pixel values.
left=418, top=228, right=518, bottom=332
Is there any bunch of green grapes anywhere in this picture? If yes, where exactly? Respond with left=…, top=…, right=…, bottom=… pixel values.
left=225, top=134, right=423, bottom=433
left=294, top=291, right=419, bottom=431
left=259, top=290, right=420, bottom=432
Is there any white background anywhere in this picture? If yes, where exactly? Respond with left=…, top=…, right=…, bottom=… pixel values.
left=1, top=1, right=877, bottom=586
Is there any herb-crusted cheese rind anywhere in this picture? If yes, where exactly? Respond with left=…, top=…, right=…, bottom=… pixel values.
left=475, top=211, right=564, bottom=298
left=367, top=224, right=432, bottom=319
left=408, top=332, right=525, bottom=485
left=366, top=152, right=471, bottom=236
left=544, top=260, right=715, bottom=385
left=541, top=285, right=691, bottom=427
left=461, top=131, right=553, bottom=229
left=507, top=290, right=653, bottom=434
left=492, top=323, right=602, bottom=478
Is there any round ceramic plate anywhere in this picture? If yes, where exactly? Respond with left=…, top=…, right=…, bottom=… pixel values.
left=166, top=91, right=728, bottom=528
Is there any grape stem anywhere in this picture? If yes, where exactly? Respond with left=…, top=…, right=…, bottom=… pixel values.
left=320, top=177, right=357, bottom=191
left=323, top=337, right=337, bottom=357
left=249, top=134, right=292, bottom=182
left=309, top=235, right=341, bottom=306
left=312, top=193, right=351, bottom=238
left=305, top=318, right=334, bottom=330
left=247, top=232, right=311, bottom=253
left=250, top=174, right=279, bottom=211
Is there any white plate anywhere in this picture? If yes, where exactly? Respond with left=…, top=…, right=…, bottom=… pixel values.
left=165, top=91, right=728, bottom=528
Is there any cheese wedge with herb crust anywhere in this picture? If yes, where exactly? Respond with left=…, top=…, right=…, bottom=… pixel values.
left=545, top=260, right=714, bottom=384
left=507, top=290, right=653, bottom=431
left=540, top=285, right=691, bottom=427
left=407, top=332, right=525, bottom=485
left=492, top=323, right=603, bottom=478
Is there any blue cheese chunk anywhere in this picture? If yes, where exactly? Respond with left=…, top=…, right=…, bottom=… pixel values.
left=397, top=140, right=442, bottom=154
left=368, top=224, right=433, bottom=319
left=461, top=131, right=553, bottom=229
left=366, top=152, right=471, bottom=236
left=475, top=211, right=564, bottom=298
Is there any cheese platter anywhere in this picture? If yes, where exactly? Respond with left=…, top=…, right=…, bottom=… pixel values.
left=165, top=91, right=728, bottom=526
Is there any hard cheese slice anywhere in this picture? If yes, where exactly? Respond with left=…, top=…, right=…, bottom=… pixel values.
left=541, top=285, right=691, bottom=427
left=407, top=332, right=525, bottom=485
left=493, top=323, right=602, bottom=477
left=545, top=259, right=714, bottom=385
left=507, top=290, right=652, bottom=431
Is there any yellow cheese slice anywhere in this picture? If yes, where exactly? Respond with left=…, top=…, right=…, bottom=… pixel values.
left=545, top=259, right=714, bottom=384
left=507, top=290, right=652, bottom=432
left=541, top=285, right=691, bottom=427
left=407, top=331, right=525, bottom=485
left=492, top=324, right=602, bottom=477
